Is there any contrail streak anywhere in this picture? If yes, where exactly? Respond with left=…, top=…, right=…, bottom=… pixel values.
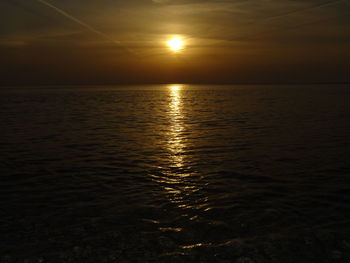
left=34, top=0, right=135, bottom=54
left=263, top=0, right=345, bottom=21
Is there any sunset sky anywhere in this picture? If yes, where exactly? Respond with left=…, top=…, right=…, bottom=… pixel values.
left=1, top=0, right=349, bottom=85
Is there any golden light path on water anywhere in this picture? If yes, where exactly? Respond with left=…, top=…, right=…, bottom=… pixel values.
left=160, top=84, right=203, bottom=210
left=168, top=84, right=185, bottom=168
left=149, top=84, right=205, bottom=214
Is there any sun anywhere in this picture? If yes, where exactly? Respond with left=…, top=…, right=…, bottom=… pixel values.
left=167, top=37, right=184, bottom=52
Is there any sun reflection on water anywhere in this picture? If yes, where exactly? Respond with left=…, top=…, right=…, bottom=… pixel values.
left=149, top=85, right=205, bottom=212
left=161, top=85, right=204, bottom=208
left=168, top=84, right=185, bottom=168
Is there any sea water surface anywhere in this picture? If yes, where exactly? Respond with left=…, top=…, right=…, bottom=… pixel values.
left=1, top=84, right=350, bottom=262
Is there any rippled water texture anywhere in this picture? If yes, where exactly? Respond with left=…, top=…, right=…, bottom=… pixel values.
left=1, top=85, right=350, bottom=262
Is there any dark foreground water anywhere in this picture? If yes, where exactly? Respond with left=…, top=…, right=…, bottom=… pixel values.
left=1, top=84, right=350, bottom=263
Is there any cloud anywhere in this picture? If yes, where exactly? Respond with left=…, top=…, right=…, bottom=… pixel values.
left=34, top=0, right=120, bottom=44
left=153, top=0, right=172, bottom=3
left=262, top=0, right=345, bottom=21
left=27, top=0, right=137, bottom=55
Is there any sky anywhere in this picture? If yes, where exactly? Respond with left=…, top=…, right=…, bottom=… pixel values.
left=0, top=0, right=349, bottom=85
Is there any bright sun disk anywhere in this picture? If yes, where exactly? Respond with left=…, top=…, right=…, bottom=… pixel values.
left=167, top=37, right=184, bottom=52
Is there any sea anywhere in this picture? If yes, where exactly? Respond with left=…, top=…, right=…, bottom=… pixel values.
left=1, top=84, right=350, bottom=263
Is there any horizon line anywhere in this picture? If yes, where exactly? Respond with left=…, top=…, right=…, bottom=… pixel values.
left=1, top=81, right=349, bottom=88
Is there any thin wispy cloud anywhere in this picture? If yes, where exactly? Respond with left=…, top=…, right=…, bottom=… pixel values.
left=262, top=0, right=346, bottom=21
left=34, top=0, right=135, bottom=54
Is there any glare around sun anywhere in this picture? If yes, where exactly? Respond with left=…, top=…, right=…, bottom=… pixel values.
left=167, top=37, right=184, bottom=52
